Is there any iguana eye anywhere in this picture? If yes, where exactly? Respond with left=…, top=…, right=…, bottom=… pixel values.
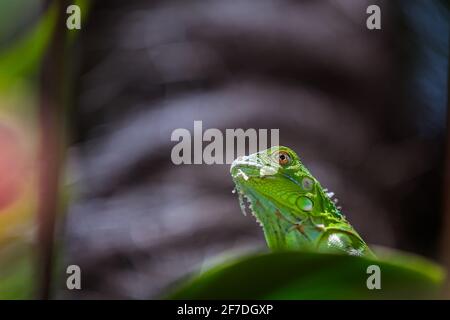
left=301, top=177, right=314, bottom=191
left=276, top=151, right=291, bottom=166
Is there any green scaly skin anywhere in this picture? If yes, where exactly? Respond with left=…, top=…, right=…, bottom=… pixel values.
left=230, top=146, right=376, bottom=258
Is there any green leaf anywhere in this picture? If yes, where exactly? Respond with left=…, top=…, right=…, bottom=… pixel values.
left=166, top=249, right=445, bottom=299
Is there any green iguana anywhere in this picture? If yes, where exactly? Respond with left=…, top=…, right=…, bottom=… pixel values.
left=230, top=146, right=375, bottom=258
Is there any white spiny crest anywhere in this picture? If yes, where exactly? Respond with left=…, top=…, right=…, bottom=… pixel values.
left=324, top=187, right=342, bottom=212
left=237, top=190, right=247, bottom=216
left=325, top=187, right=339, bottom=203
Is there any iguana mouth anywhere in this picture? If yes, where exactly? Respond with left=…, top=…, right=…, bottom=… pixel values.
left=230, top=160, right=261, bottom=180
left=230, top=156, right=279, bottom=181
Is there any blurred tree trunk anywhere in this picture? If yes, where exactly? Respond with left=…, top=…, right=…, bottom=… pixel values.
left=36, top=0, right=68, bottom=299
left=441, top=60, right=450, bottom=297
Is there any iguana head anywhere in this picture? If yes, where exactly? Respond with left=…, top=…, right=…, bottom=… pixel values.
left=230, top=146, right=342, bottom=249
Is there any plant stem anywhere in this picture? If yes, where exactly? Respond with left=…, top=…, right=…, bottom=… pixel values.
left=36, top=0, right=68, bottom=300
left=440, top=54, right=450, bottom=297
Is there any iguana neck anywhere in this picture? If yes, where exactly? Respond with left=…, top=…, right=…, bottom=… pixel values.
left=244, top=186, right=344, bottom=250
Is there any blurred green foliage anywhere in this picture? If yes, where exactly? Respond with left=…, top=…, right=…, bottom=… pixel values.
left=0, top=242, right=35, bottom=299
left=0, top=0, right=42, bottom=48
left=0, top=0, right=89, bottom=300
left=168, top=250, right=445, bottom=299
left=0, top=1, right=56, bottom=300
